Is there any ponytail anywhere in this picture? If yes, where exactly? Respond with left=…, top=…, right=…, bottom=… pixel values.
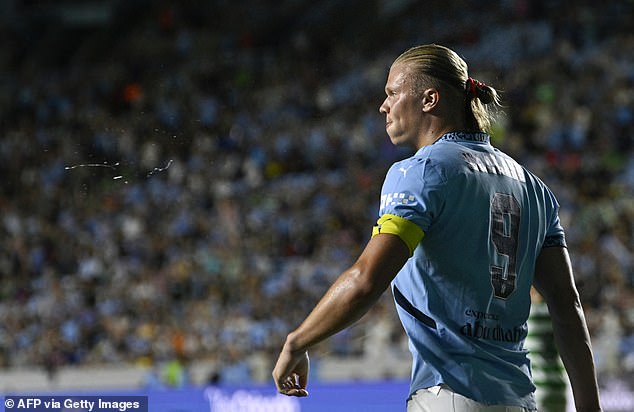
left=464, top=77, right=501, bottom=132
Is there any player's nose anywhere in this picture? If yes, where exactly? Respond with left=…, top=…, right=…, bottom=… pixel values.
left=379, top=98, right=389, bottom=114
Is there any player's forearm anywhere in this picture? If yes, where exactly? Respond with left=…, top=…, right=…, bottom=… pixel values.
left=283, top=234, right=409, bottom=356
left=550, top=301, right=602, bottom=411
left=284, top=265, right=387, bottom=355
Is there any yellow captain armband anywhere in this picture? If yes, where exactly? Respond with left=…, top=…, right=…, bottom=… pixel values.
left=372, top=214, right=425, bottom=256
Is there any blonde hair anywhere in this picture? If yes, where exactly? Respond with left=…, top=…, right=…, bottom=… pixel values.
left=392, top=44, right=501, bottom=133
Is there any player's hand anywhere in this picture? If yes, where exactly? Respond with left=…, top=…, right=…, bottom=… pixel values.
left=272, top=346, right=309, bottom=397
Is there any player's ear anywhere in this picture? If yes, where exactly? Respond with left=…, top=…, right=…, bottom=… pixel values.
left=421, top=88, right=439, bottom=112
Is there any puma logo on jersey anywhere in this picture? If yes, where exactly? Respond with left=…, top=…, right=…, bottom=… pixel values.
left=398, top=165, right=413, bottom=177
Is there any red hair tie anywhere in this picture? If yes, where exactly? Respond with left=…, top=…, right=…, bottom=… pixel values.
left=466, top=77, right=484, bottom=99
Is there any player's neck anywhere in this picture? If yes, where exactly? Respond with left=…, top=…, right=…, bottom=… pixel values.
left=415, top=118, right=465, bottom=150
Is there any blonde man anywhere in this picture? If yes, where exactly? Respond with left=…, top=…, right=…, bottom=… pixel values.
left=272, top=44, right=601, bottom=412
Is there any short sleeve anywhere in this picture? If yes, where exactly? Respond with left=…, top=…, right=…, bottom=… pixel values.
left=543, top=187, right=567, bottom=248
left=376, top=155, right=444, bottom=251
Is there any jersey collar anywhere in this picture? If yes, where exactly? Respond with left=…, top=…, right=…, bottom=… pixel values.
left=436, top=131, right=490, bottom=143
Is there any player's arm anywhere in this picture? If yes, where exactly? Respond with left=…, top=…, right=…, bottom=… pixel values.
left=533, top=246, right=602, bottom=412
left=272, top=231, right=410, bottom=395
left=284, top=232, right=409, bottom=352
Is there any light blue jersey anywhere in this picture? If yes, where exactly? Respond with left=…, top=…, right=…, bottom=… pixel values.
left=375, top=132, right=565, bottom=409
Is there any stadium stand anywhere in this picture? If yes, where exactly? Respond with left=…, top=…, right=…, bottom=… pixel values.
left=0, top=2, right=632, bottom=406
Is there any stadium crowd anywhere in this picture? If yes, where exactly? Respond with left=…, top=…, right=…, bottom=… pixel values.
left=0, top=0, right=632, bottom=387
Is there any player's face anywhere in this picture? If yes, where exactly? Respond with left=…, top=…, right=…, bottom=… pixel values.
left=379, top=64, right=424, bottom=148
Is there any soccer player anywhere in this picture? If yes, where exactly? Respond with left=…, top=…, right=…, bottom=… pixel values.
left=272, top=44, right=602, bottom=412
